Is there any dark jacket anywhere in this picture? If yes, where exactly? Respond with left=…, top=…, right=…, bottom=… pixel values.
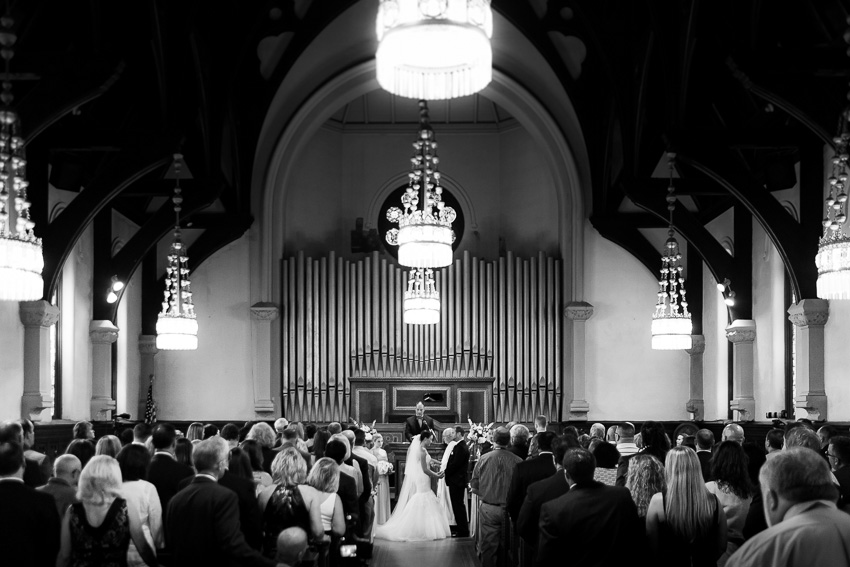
left=506, top=453, right=556, bottom=522
left=516, top=470, right=570, bottom=545
left=697, top=450, right=712, bottom=481
left=337, top=470, right=360, bottom=524
left=349, top=453, right=372, bottom=504
left=0, top=480, right=61, bottom=567
left=179, top=470, right=262, bottom=550
left=444, top=441, right=470, bottom=489
left=404, top=415, right=435, bottom=442
left=37, top=477, right=79, bottom=518
left=148, top=452, right=194, bottom=525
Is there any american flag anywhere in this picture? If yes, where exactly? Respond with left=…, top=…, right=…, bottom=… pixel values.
left=144, top=374, right=157, bottom=424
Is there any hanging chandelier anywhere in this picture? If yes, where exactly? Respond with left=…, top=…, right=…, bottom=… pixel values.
left=816, top=127, right=850, bottom=299
left=375, top=0, right=493, bottom=100
left=652, top=154, right=692, bottom=350
left=404, top=268, right=440, bottom=324
left=0, top=14, right=42, bottom=301
left=385, top=100, right=456, bottom=268
left=156, top=155, right=198, bottom=350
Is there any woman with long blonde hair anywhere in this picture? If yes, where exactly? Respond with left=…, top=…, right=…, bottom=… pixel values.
left=646, top=446, right=727, bottom=566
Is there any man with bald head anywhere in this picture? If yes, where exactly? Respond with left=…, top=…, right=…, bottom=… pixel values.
left=37, top=454, right=81, bottom=516
left=727, top=448, right=850, bottom=567
left=722, top=423, right=745, bottom=444
left=404, top=402, right=435, bottom=442
left=276, top=527, right=308, bottom=567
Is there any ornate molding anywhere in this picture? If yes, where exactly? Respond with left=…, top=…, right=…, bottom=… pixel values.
left=726, top=320, right=756, bottom=344
left=565, top=301, right=594, bottom=321
left=568, top=399, right=590, bottom=421
left=138, top=335, right=158, bottom=355
left=19, top=300, right=60, bottom=328
left=250, top=302, right=280, bottom=321
left=89, top=321, right=119, bottom=345
left=685, top=335, right=705, bottom=355
left=685, top=399, right=704, bottom=421
left=729, top=397, right=755, bottom=422
left=795, top=393, right=828, bottom=422
left=787, top=299, right=829, bottom=328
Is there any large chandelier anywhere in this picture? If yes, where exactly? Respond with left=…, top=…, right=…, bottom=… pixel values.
left=375, top=0, right=493, bottom=100
left=156, top=155, right=198, bottom=350
left=0, top=14, right=43, bottom=301
left=816, top=126, right=850, bottom=299
left=652, top=154, right=693, bottom=350
left=385, top=100, right=456, bottom=268
left=404, top=268, right=440, bottom=324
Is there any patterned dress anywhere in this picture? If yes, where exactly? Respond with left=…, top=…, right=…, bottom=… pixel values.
left=68, top=498, right=131, bottom=567
left=261, top=484, right=311, bottom=557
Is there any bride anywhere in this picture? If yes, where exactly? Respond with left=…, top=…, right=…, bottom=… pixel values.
left=374, top=430, right=451, bottom=542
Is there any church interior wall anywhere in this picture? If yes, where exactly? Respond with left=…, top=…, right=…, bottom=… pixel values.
left=0, top=301, right=24, bottom=419
left=702, top=263, right=729, bottom=421
left=116, top=267, right=142, bottom=417
left=825, top=301, right=850, bottom=421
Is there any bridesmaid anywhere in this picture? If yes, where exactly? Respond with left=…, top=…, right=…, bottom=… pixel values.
left=371, top=433, right=393, bottom=527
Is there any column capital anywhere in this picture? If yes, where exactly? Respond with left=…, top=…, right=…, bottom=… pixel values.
left=89, top=320, right=119, bottom=344
left=787, top=299, right=829, bottom=328
left=726, top=319, right=756, bottom=344
left=138, top=334, right=158, bottom=355
left=19, top=300, right=60, bottom=328
left=686, top=334, right=706, bottom=355
left=250, top=302, right=280, bottom=321
left=565, top=301, right=594, bottom=321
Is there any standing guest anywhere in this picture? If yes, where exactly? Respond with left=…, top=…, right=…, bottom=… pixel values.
left=606, top=425, right=619, bottom=444
left=65, top=439, right=96, bottom=470
left=221, top=423, right=240, bottom=449
left=341, top=429, right=372, bottom=534
left=706, top=441, right=753, bottom=565
left=148, top=422, right=194, bottom=524
left=273, top=417, right=290, bottom=448
left=507, top=431, right=557, bottom=523
left=508, top=424, right=531, bottom=460
left=73, top=421, right=95, bottom=441
left=174, top=437, right=194, bottom=470
left=527, top=415, right=548, bottom=459
left=228, top=447, right=255, bottom=482
left=95, top=435, right=122, bottom=458
left=646, top=447, right=727, bottom=566
left=722, top=423, right=745, bottom=444
left=516, top=437, right=572, bottom=554
left=404, top=402, right=435, bottom=442
left=351, top=428, right=378, bottom=538
left=20, top=419, right=53, bottom=485
left=625, top=454, right=666, bottom=529
left=57, top=455, right=158, bottom=567
left=306, top=458, right=346, bottom=536
left=119, top=428, right=135, bottom=446
left=185, top=422, right=204, bottom=443
left=591, top=440, right=621, bottom=486
left=817, top=424, right=839, bottom=461
left=443, top=426, right=471, bottom=538
left=470, top=427, right=521, bottom=567
left=275, top=527, right=309, bottom=567
left=116, top=444, right=163, bottom=567
left=615, top=422, right=639, bottom=457
left=203, top=424, right=219, bottom=440
left=537, top=448, right=643, bottom=567
left=726, top=448, right=850, bottom=567
left=277, top=427, right=311, bottom=466
left=438, top=428, right=460, bottom=528
left=38, top=454, right=82, bottom=517
left=305, top=424, right=317, bottom=451
left=336, top=432, right=366, bottom=500
left=617, top=420, right=670, bottom=486
left=312, top=429, right=331, bottom=460
left=370, top=432, right=392, bottom=526
left=0, top=442, right=61, bottom=567
left=764, top=428, right=784, bottom=460
left=590, top=423, right=606, bottom=441
left=166, top=437, right=279, bottom=567
left=828, top=435, right=850, bottom=507
left=242, top=439, right=274, bottom=489
left=682, top=435, right=697, bottom=451
left=133, top=423, right=152, bottom=446
left=0, top=420, right=49, bottom=487
left=324, top=440, right=360, bottom=527
left=246, top=422, right=277, bottom=474
left=327, top=422, right=343, bottom=435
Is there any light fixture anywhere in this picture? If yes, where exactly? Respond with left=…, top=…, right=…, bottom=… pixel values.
left=816, top=129, right=850, bottom=299
left=716, top=277, right=736, bottom=306
left=106, top=276, right=124, bottom=304
left=385, top=100, right=456, bottom=268
left=0, top=14, right=42, bottom=301
left=156, top=154, right=198, bottom=350
left=652, top=153, right=693, bottom=350
left=375, top=0, right=493, bottom=100
left=403, top=268, right=440, bottom=324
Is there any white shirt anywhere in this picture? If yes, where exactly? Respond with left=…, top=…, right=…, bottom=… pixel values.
left=122, top=480, right=163, bottom=565
left=616, top=442, right=639, bottom=456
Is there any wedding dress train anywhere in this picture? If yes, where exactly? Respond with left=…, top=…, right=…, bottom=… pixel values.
left=374, top=437, right=451, bottom=542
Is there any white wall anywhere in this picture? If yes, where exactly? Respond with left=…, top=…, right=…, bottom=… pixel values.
left=825, top=300, right=850, bottom=421
left=702, top=263, right=729, bottom=421
left=583, top=222, right=690, bottom=421
left=0, top=301, right=24, bottom=420
left=116, top=266, right=142, bottom=417
left=61, top=224, right=94, bottom=420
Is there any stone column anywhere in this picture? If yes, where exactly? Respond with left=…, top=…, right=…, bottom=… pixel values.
left=685, top=334, right=706, bottom=421
left=137, top=335, right=158, bottom=421
left=250, top=302, right=279, bottom=418
left=726, top=319, right=756, bottom=422
left=19, top=300, right=60, bottom=422
left=90, top=320, right=119, bottom=421
left=565, top=301, right=594, bottom=421
left=787, top=299, right=829, bottom=421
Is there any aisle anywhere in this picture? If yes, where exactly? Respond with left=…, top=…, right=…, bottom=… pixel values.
left=371, top=537, right=478, bottom=567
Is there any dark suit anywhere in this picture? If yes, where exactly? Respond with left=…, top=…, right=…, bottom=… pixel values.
left=836, top=466, right=850, bottom=509
left=506, top=453, right=556, bottom=522
left=444, top=440, right=470, bottom=536
left=148, top=452, right=195, bottom=526
left=537, top=480, right=642, bottom=567
left=516, top=470, right=569, bottom=544
left=337, top=470, right=359, bottom=524
left=0, top=479, right=61, bottom=567
left=37, top=477, right=79, bottom=517
left=404, top=415, right=435, bottom=442
left=697, top=450, right=713, bottom=481
left=179, top=470, right=262, bottom=550
left=166, top=476, right=275, bottom=567
left=23, top=451, right=51, bottom=487
left=349, top=453, right=372, bottom=504
left=507, top=443, right=529, bottom=461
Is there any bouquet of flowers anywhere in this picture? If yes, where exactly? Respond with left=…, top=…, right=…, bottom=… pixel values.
left=377, top=460, right=394, bottom=475
left=349, top=418, right=377, bottom=442
left=467, top=418, right=495, bottom=450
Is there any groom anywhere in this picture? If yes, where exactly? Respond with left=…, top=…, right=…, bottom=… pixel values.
left=443, top=426, right=471, bottom=537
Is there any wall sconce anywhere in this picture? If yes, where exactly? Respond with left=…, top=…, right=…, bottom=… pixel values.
left=106, top=276, right=125, bottom=304
left=716, top=278, right=736, bottom=306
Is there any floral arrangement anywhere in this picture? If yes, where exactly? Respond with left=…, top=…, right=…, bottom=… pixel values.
left=377, top=460, right=394, bottom=475
left=467, top=418, right=495, bottom=449
left=349, top=418, right=377, bottom=441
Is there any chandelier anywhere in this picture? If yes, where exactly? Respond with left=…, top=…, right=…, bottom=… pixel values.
left=652, top=154, right=692, bottom=350
left=156, top=155, right=198, bottom=350
left=0, top=14, right=42, bottom=301
left=375, top=0, right=493, bottom=100
left=404, top=268, right=440, bottom=324
left=816, top=126, right=850, bottom=299
left=385, top=100, right=456, bottom=268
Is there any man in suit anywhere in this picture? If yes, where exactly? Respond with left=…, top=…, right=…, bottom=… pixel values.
left=516, top=437, right=571, bottom=546
left=21, top=419, right=52, bottom=485
left=326, top=439, right=360, bottom=528
left=444, top=426, right=471, bottom=537
left=167, top=437, right=280, bottom=567
left=351, top=428, right=378, bottom=538
left=0, top=442, right=61, bottom=567
left=537, top=447, right=642, bottom=567
left=507, top=431, right=557, bottom=523
left=696, top=428, right=715, bottom=480
left=148, top=422, right=194, bottom=524
left=527, top=415, right=548, bottom=459
left=37, top=454, right=81, bottom=517
left=404, top=402, right=435, bottom=442
left=0, top=420, right=49, bottom=487
left=828, top=436, right=850, bottom=507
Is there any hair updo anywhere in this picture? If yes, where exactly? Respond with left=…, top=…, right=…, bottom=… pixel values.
left=419, top=429, right=433, bottom=442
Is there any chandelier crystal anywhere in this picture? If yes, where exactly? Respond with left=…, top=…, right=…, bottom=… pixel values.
left=385, top=100, right=455, bottom=268
left=0, top=14, right=43, bottom=301
left=403, top=268, right=440, bottom=324
left=652, top=154, right=692, bottom=350
left=156, top=155, right=198, bottom=350
left=816, top=127, right=850, bottom=299
left=375, top=0, right=493, bottom=100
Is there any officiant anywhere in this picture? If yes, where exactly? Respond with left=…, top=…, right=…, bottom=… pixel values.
left=404, top=401, right=435, bottom=442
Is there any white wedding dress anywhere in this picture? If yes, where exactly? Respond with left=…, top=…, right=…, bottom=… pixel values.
left=374, top=437, right=451, bottom=542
